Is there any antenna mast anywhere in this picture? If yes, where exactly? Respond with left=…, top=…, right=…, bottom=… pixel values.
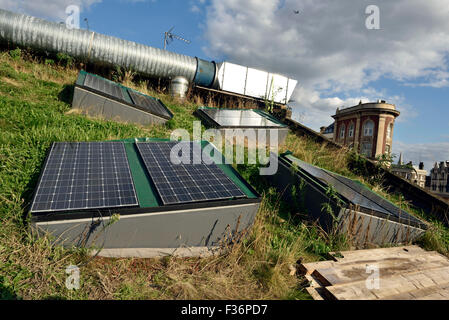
left=163, top=27, right=191, bottom=50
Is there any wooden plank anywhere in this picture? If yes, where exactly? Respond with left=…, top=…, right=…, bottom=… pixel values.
left=299, top=260, right=337, bottom=276
left=301, top=247, right=441, bottom=279
left=324, top=266, right=449, bottom=300
left=304, top=274, right=321, bottom=288
left=417, top=288, right=449, bottom=300
left=328, top=245, right=427, bottom=262
left=312, top=251, right=449, bottom=286
left=306, top=287, right=326, bottom=300
left=385, top=283, right=449, bottom=300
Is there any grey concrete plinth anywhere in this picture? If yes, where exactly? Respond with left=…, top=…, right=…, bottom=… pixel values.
left=32, top=202, right=260, bottom=258
left=266, top=156, right=427, bottom=246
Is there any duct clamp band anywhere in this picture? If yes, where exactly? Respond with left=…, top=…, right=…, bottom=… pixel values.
left=87, top=31, right=95, bottom=59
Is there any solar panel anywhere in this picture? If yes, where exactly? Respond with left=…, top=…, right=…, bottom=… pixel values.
left=136, top=141, right=246, bottom=205
left=83, top=74, right=125, bottom=101
left=128, top=90, right=171, bottom=119
left=286, top=156, right=423, bottom=225
left=199, top=108, right=284, bottom=127
left=31, top=142, right=138, bottom=213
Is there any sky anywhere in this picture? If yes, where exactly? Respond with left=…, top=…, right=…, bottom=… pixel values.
left=1, top=0, right=448, bottom=171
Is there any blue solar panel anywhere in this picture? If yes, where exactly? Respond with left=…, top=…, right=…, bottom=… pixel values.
left=128, top=90, right=171, bottom=119
left=83, top=74, right=125, bottom=101
left=136, top=141, right=246, bottom=205
left=30, top=142, right=138, bottom=213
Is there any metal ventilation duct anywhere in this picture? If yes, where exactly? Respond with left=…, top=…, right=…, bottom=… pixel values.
left=0, top=8, right=297, bottom=104
left=0, top=8, right=199, bottom=82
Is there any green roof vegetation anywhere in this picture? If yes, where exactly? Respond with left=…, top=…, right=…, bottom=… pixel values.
left=1, top=47, right=448, bottom=300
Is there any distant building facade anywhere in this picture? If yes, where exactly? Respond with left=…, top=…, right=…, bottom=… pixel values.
left=430, top=161, right=449, bottom=199
left=390, top=154, right=427, bottom=188
left=321, top=100, right=400, bottom=160
left=320, top=123, right=334, bottom=140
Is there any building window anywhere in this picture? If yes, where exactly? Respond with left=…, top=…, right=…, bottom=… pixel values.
left=363, top=120, right=374, bottom=137
left=340, top=124, right=345, bottom=139
left=386, top=123, right=393, bottom=139
left=348, top=123, right=354, bottom=138
left=361, top=142, right=372, bottom=157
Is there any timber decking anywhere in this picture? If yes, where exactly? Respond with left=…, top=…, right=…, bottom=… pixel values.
left=300, top=246, right=449, bottom=300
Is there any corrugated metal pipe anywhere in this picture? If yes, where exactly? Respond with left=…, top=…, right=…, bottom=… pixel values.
left=0, top=9, right=217, bottom=87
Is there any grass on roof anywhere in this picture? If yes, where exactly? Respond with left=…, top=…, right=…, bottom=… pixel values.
left=0, top=48, right=448, bottom=300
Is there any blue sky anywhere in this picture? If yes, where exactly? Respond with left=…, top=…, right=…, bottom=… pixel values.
left=81, top=0, right=211, bottom=60
left=1, top=0, right=448, bottom=170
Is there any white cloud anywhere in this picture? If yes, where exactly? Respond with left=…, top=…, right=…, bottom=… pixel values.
left=189, top=0, right=205, bottom=14
left=190, top=5, right=200, bottom=13
left=393, top=140, right=449, bottom=172
left=406, top=70, right=449, bottom=88
left=203, top=0, right=449, bottom=129
left=0, top=0, right=101, bottom=20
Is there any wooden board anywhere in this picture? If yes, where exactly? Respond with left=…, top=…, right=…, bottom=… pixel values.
left=312, top=251, right=449, bottom=286
left=299, top=260, right=336, bottom=276
left=386, top=283, right=449, bottom=300
left=328, top=245, right=427, bottom=262
left=306, top=287, right=325, bottom=300
left=300, top=246, right=432, bottom=277
left=300, top=246, right=449, bottom=300
left=304, top=274, right=321, bottom=288
left=324, top=266, right=449, bottom=300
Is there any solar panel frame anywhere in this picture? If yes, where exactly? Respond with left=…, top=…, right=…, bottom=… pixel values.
left=80, top=72, right=172, bottom=120
left=30, top=142, right=139, bottom=213
left=128, top=89, right=172, bottom=119
left=284, top=155, right=425, bottom=226
left=136, top=141, right=246, bottom=205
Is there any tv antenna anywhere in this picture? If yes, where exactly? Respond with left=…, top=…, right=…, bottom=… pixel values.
left=163, top=27, right=191, bottom=50
left=84, top=18, right=89, bottom=31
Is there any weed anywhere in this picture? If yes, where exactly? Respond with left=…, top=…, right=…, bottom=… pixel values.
left=9, top=48, right=21, bottom=60
left=56, top=53, right=74, bottom=68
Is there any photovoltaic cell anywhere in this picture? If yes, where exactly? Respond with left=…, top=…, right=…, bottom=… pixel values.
left=83, top=74, right=125, bottom=101
left=128, top=90, right=171, bottom=119
left=31, top=142, right=138, bottom=213
left=136, top=142, right=246, bottom=205
left=285, top=155, right=423, bottom=225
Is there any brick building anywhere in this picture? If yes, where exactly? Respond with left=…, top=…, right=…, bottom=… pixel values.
left=323, top=100, right=400, bottom=160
